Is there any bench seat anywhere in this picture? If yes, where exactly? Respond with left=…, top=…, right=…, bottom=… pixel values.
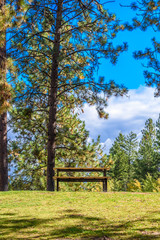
left=55, top=176, right=110, bottom=182
left=53, top=167, right=110, bottom=191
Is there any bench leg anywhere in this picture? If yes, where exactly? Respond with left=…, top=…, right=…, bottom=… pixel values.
left=103, top=169, right=107, bottom=192
left=57, top=180, right=59, bottom=191
left=103, top=179, right=107, bottom=192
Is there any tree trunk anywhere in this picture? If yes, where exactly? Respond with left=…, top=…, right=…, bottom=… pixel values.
left=47, top=0, right=63, bottom=191
left=0, top=113, right=8, bottom=191
left=0, top=0, right=8, bottom=191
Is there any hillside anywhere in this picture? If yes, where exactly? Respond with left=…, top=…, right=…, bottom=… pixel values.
left=0, top=191, right=160, bottom=239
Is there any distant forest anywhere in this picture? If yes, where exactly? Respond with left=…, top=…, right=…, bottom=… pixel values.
left=9, top=114, right=160, bottom=192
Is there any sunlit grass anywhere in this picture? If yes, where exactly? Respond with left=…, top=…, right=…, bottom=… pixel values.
left=0, top=191, right=160, bottom=239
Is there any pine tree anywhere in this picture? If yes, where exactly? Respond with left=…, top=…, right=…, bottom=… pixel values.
left=155, top=114, right=160, bottom=175
left=0, top=0, right=9, bottom=191
left=109, top=132, right=138, bottom=191
left=9, top=107, right=109, bottom=190
left=10, top=0, right=128, bottom=190
left=0, top=0, right=30, bottom=190
left=109, top=133, right=129, bottom=191
left=124, top=131, right=138, bottom=183
left=156, top=114, right=160, bottom=148
left=135, top=118, right=158, bottom=181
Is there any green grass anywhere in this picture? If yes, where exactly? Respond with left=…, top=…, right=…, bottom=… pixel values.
left=0, top=191, right=160, bottom=239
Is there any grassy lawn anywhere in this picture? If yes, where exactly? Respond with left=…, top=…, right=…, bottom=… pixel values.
left=0, top=191, right=160, bottom=239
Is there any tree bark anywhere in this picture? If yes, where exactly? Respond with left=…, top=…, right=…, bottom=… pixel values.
left=0, top=0, right=8, bottom=191
left=0, top=113, right=8, bottom=191
left=47, top=0, right=63, bottom=191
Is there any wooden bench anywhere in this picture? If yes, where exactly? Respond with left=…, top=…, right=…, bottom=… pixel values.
left=54, top=167, right=110, bottom=192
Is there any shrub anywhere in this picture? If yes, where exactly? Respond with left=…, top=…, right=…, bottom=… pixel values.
left=142, top=173, right=158, bottom=192
left=127, top=179, right=142, bottom=192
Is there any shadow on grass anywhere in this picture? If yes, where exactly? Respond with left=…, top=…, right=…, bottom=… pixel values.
left=0, top=213, right=16, bottom=216
left=0, top=215, right=48, bottom=238
left=0, top=210, right=159, bottom=239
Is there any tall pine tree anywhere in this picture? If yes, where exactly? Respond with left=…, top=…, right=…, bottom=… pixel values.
left=0, top=0, right=31, bottom=190
left=0, top=0, right=8, bottom=190
left=10, top=0, right=128, bottom=190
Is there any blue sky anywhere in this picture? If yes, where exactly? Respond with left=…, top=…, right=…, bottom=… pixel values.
left=80, top=0, right=160, bottom=153
left=96, top=0, right=159, bottom=89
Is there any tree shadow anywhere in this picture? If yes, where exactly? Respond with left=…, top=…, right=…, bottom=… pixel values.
left=0, top=209, right=159, bottom=239
left=0, top=216, right=48, bottom=238
left=0, top=213, right=16, bottom=216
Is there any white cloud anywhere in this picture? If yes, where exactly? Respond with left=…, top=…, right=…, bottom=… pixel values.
left=80, top=86, right=160, bottom=153
left=100, top=138, right=113, bottom=154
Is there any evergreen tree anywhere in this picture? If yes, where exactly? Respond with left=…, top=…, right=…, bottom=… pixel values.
left=10, top=0, right=128, bottom=190
left=0, top=0, right=30, bottom=190
left=9, top=107, right=109, bottom=190
left=156, top=114, right=160, bottom=148
left=109, top=133, right=129, bottom=191
left=124, top=131, right=138, bottom=182
left=155, top=114, right=160, bottom=175
left=0, top=0, right=11, bottom=191
left=0, top=0, right=8, bottom=189
left=109, top=132, right=138, bottom=191
left=135, top=118, right=158, bottom=181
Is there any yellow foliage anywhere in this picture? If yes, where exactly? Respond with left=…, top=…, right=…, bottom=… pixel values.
left=79, top=73, right=85, bottom=79
left=107, top=179, right=114, bottom=192
left=0, top=101, right=10, bottom=114
left=0, top=81, right=12, bottom=113
left=156, top=178, right=160, bottom=192
left=77, top=58, right=84, bottom=64
left=127, top=179, right=142, bottom=192
left=152, top=6, right=158, bottom=10
left=14, top=152, right=20, bottom=156
left=120, top=25, right=125, bottom=30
